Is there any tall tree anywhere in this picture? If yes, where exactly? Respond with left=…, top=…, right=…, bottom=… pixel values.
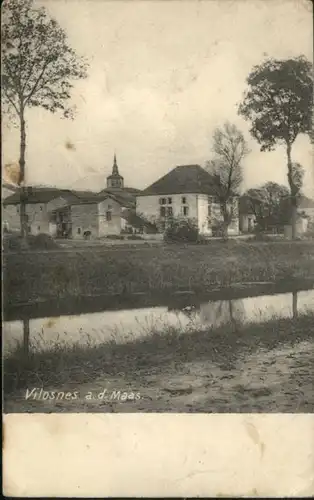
left=1, top=0, right=88, bottom=237
left=238, top=56, right=313, bottom=239
left=206, top=122, right=249, bottom=238
left=243, top=182, right=290, bottom=231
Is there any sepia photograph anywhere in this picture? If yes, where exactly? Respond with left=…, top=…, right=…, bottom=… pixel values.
left=2, top=0, right=314, bottom=418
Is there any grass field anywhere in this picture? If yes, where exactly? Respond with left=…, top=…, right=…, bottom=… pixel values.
left=4, top=240, right=314, bottom=306
left=4, top=311, right=314, bottom=413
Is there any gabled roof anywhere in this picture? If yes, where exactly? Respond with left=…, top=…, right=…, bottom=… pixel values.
left=137, top=165, right=218, bottom=196
left=97, top=188, right=136, bottom=207
left=2, top=181, right=17, bottom=191
left=2, top=187, right=80, bottom=205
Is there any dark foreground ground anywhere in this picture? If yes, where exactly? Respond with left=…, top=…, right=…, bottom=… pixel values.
left=4, top=312, right=314, bottom=413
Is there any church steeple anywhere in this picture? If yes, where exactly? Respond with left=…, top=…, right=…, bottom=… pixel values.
left=106, top=153, right=124, bottom=189
left=112, top=153, right=119, bottom=176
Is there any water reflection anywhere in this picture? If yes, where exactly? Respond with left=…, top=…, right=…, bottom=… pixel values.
left=3, top=289, right=314, bottom=356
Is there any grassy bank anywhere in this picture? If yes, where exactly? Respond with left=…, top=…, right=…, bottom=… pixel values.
left=3, top=240, right=314, bottom=306
left=4, top=312, right=314, bottom=413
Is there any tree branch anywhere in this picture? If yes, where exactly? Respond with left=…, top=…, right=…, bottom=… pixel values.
left=2, top=87, right=20, bottom=115
left=24, top=58, right=54, bottom=105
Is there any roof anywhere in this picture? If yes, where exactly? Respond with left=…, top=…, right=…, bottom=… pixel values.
left=137, top=165, right=218, bottom=196
left=2, top=182, right=17, bottom=200
left=97, top=188, right=136, bottom=207
left=58, top=191, right=136, bottom=210
left=2, top=185, right=136, bottom=208
left=123, top=187, right=141, bottom=194
left=2, top=187, right=81, bottom=205
left=2, top=181, right=17, bottom=191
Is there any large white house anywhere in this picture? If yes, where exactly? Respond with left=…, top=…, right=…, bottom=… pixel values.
left=136, top=164, right=240, bottom=236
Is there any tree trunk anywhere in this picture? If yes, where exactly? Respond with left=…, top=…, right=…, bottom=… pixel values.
left=286, top=142, right=297, bottom=240
left=19, top=108, right=28, bottom=239
left=221, top=203, right=229, bottom=240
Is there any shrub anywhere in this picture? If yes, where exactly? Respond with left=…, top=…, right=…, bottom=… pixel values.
left=104, top=234, right=125, bottom=240
left=164, top=217, right=199, bottom=243
left=3, top=233, right=59, bottom=251
left=28, top=233, right=59, bottom=249
left=127, top=234, right=143, bottom=240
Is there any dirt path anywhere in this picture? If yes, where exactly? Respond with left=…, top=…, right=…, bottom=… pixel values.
left=5, top=340, right=314, bottom=413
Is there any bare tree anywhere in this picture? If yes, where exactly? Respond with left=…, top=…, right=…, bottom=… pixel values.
left=1, top=0, right=88, bottom=238
left=206, top=122, right=249, bottom=238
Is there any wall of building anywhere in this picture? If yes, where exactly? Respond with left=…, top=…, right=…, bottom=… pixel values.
left=98, top=198, right=124, bottom=236
left=136, top=193, right=240, bottom=235
left=239, top=214, right=256, bottom=233
left=2, top=203, right=50, bottom=235
left=71, top=204, right=99, bottom=239
left=197, top=194, right=211, bottom=235
left=198, top=196, right=239, bottom=235
left=136, top=193, right=198, bottom=224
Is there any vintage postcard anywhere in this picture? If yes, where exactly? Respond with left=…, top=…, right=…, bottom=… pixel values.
left=2, top=0, right=314, bottom=496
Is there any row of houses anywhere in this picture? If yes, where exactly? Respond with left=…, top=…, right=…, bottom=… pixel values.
left=3, top=156, right=314, bottom=239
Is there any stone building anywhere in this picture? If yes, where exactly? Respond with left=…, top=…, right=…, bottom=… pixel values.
left=2, top=155, right=139, bottom=238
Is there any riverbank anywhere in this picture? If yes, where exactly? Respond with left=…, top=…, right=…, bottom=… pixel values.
left=4, top=311, right=314, bottom=413
left=4, top=240, right=314, bottom=307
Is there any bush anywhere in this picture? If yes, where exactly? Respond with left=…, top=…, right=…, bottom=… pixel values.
left=3, top=233, right=59, bottom=251
left=104, top=234, right=125, bottom=240
left=3, top=233, right=29, bottom=252
left=127, top=234, right=143, bottom=240
left=164, top=217, right=199, bottom=243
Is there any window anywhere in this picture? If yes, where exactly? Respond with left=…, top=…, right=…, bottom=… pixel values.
left=77, top=228, right=81, bottom=234
left=159, top=197, right=167, bottom=205
left=167, top=206, right=173, bottom=217
left=40, top=206, right=43, bottom=211
left=38, top=226, right=40, bottom=231
left=208, top=204, right=212, bottom=217
left=107, top=204, right=112, bottom=210
left=183, top=206, right=189, bottom=216
left=182, top=196, right=186, bottom=204
left=17, top=206, right=19, bottom=213
left=106, top=211, right=112, bottom=221
left=160, top=206, right=166, bottom=217
left=28, top=226, right=31, bottom=233
left=168, top=197, right=172, bottom=204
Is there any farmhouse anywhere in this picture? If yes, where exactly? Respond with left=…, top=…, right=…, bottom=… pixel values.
left=2, top=155, right=140, bottom=238
left=136, top=164, right=240, bottom=236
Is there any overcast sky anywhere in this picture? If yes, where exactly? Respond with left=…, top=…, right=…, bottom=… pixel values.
left=2, top=0, right=314, bottom=195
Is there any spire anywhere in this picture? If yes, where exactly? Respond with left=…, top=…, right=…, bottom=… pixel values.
left=112, top=152, right=119, bottom=176
left=106, top=152, right=124, bottom=189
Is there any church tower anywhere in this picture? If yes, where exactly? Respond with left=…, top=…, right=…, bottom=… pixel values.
left=106, top=153, right=124, bottom=189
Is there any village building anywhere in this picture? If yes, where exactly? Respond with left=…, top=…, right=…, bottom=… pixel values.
left=2, top=155, right=141, bottom=238
left=238, top=194, right=314, bottom=236
left=135, top=164, right=240, bottom=236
